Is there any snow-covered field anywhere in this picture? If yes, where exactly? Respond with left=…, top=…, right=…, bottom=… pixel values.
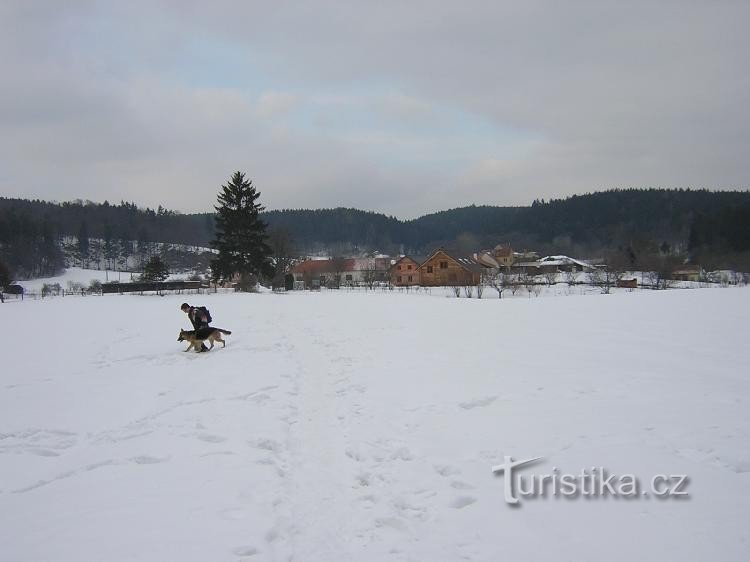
left=1, top=286, right=749, bottom=561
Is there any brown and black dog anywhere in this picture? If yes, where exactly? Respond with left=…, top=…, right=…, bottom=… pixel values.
left=178, top=327, right=232, bottom=352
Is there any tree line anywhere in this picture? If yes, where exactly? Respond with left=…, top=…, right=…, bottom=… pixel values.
left=2, top=188, right=750, bottom=282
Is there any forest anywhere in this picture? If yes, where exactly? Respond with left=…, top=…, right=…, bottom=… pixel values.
left=1, top=188, right=749, bottom=279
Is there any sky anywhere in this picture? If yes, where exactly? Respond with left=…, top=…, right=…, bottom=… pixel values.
left=1, top=1, right=748, bottom=218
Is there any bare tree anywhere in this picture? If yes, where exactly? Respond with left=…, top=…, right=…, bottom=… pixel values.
left=362, top=261, right=378, bottom=289
left=543, top=270, right=557, bottom=286
left=599, top=269, right=616, bottom=293
left=267, top=226, right=297, bottom=288
left=699, top=269, right=712, bottom=287
left=599, top=260, right=625, bottom=294
left=463, top=285, right=474, bottom=298
left=641, top=254, right=680, bottom=289
left=452, top=285, right=461, bottom=297
left=509, top=273, right=523, bottom=296
left=563, top=270, right=578, bottom=286
left=329, top=256, right=347, bottom=289
left=588, top=268, right=603, bottom=288
left=600, top=251, right=628, bottom=293
left=42, top=283, right=62, bottom=297
left=730, top=269, right=742, bottom=286
left=523, top=272, right=537, bottom=296
left=476, top=281, right=484, bottom=298
left=487, top=270, right=507, bottom=299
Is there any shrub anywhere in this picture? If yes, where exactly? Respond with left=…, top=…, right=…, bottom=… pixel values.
left=89, top=279, right=103, bottom=294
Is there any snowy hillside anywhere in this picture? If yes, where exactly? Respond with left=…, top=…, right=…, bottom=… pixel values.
left=14, top=267, right=199, bottom=295
left=1, top=288, right=749, bottom=561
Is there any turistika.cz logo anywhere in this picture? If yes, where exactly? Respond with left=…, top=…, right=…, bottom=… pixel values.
left=491, top=456, right=689, bottom=505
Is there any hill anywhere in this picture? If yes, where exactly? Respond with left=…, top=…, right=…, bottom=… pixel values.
left=2, top=189, right=750, bottom=278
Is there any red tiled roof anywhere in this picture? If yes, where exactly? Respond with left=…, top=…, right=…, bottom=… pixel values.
left=291, top=259, right=356, bottom=274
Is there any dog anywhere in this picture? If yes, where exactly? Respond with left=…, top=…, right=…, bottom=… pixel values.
left=178, top=327, right=232, bottom=352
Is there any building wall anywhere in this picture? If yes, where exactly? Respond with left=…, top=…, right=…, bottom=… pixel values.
left=673, top=272, right=700, bottom=282
left=391, top=257, right=421, bottom=286
left=494, top=246, right=514, bottom=266
left=292, top=258, right=390, bottom=287
left=418, top=251, right=480, bottom=286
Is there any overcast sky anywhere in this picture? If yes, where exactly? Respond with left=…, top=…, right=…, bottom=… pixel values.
left=1, top=1, right=748, bottom=217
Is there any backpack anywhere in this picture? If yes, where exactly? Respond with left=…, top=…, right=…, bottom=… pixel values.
left=198, top=306, right=212, bottom=324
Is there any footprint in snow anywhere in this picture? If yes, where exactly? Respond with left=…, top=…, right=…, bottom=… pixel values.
left=374, top=517, right=408, bottom=532
left=458, top=396, right=498, bottom=410
left=390, top=447, right=414, bottom=461
left=28, top=448, right=60, bottom=457
left=450, top=496, right=477, bottom=509
left=232, top=545, right=259, bottom=557
left=196, top=433, right=227, bottom=443
left=434, top=464, right=461, bottom=477
left=248, top=438, right=282, bottom=453
left=131, top=455, right=169, bottom=464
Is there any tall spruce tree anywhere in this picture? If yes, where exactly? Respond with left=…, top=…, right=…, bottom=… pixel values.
left=211, top=171, right=274, bottom=285
left=141, top=255, right=170, bottom=282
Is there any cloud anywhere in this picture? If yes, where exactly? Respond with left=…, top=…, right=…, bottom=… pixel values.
left=255, top=92, right=299, bottom=120
left=0, top=1, right=748, bottom=216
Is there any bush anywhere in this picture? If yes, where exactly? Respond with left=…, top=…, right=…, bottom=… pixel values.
left=42, top=283, right=59, bottom=297
left=89, top=279, right=103, bottom=294
left=141, top=256, right=170, bottom=282
left=67, top=281, right=85, bottom=293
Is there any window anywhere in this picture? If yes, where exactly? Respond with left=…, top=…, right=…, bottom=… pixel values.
left=397, top=276, right=402, bottom=282
left=407, top=264, right=412, bottom=270
left=345, top=274, right=353, bottom=281
left=398, top=265, right=402, bottom=270
left=440, top=261, right=448, bottom=269
left=426, top=266, right=433, bottom=273
left=407, top=275, right=413, bottom=282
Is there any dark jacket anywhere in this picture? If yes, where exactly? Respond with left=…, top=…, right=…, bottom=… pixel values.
left=188, top=306, right=210, bottom=330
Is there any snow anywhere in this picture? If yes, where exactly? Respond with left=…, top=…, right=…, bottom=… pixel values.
left=1, top=286, right=749, bottom=561
left=13, top=267, right=199, bottom=294
left=15, top=267, right=134, bottom=293
left=538, top=255, right=595, bottom=269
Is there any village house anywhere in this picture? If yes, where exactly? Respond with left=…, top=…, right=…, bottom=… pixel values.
left=390, top=255, right=426, bottom=286
left=290, top=257, right=391, bottom=288
left=672, top=265, right=701, bottom=282
left=475, top=252, right=499, bottom=269
left=418, top=249, right=484, bottom=286
left=290, top=259, right=349, bottom=288
left=513, top=249, right=539, bottom=263
left=617, top=278, right=638, bottom=289
left=493, top=244, right=513, bottom=267
left=476, top=244, right=513, bottom=270
left=511, top=255, right=594, bottom=275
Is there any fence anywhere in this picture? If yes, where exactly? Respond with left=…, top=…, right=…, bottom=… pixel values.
left=101, top=280, right=204, bottom=294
